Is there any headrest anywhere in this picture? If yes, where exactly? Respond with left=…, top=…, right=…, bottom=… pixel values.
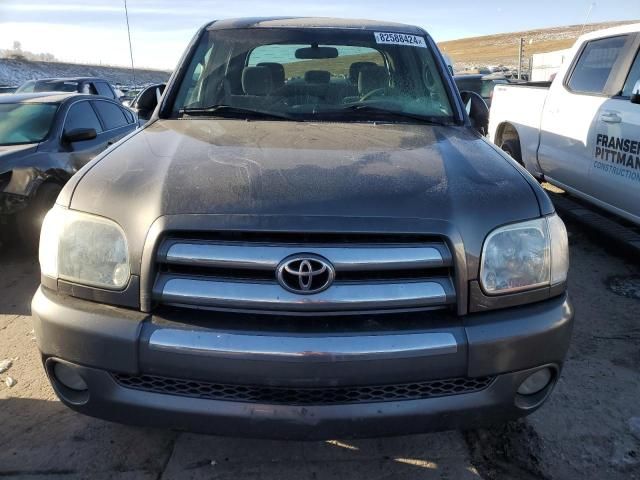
left=257, top=62, right=285, bottom=89
left=242, top=66, right=273, bottom=96
left=304, top=70, right=331, bottom=84
left=358, top=66, right=389, bottom=95
left=349, top=61, right=377, bottom=84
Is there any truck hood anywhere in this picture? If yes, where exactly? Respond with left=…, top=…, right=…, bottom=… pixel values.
left=68, top=120, right=541, bottom=272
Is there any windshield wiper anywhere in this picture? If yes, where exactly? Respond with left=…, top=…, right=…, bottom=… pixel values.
left=337, top=104, right=451, bottom=125
left=179, top=105, right=292, bottom=120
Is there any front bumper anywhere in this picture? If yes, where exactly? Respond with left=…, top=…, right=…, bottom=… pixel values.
left=32, top=287, right=574, bottom=439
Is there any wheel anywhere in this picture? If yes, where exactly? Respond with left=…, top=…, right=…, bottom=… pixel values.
left=17, top=183, right=62, bottom=251
left=500, top=139, right=523, bottom=165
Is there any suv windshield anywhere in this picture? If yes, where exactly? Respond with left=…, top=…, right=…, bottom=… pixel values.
left=0, top=103, right=59, bottom=145
left=17, top=80, right=80, bottom=93
left=171, top=28, right=456, bottom=124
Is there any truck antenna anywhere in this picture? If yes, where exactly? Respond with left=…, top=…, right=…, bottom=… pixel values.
left=579, top=3, right=596, bottom=37
left=124, top=0, right=137, bottom=89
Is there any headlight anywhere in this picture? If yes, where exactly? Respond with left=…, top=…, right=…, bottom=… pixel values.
left=39, top=206, right=130, bottom=290
left=480, top=214, right=568, bottom=295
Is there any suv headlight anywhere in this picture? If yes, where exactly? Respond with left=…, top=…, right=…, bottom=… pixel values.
left=39, top=206, right=130, bottom=290
left=480, top=214, right=568, bottom=295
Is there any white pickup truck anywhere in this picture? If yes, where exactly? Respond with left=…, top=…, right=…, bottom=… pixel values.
left=489, top=23, right=640, bottom=225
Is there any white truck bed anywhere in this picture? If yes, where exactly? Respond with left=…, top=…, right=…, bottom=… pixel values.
left=488, top=83, right=549, bottom=177
left=488, top=23, right=640, bottom=225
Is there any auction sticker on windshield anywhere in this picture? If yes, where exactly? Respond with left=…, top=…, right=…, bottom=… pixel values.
left=374, top=32, right=426, bottom=48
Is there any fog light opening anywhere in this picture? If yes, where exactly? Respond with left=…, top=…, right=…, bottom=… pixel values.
left=517, top=368, right=552, bottom=396
left=53, top=362, right=88, bottom=392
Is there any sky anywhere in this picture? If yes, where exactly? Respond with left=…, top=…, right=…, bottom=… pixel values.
left=0, top=0, right=639, bottom=70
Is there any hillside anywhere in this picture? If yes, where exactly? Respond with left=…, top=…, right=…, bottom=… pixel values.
left=438, top=20, right=638, bottom=72
left=284, top=52, right=381, bottom=79
left=2, top=21, right=638, bottom=85
left=0, top=57, right=170, bottom=87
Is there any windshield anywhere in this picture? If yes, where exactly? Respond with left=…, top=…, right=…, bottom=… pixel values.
left=171, top=28, right=456, bottom=124
left=17, top=80, right=80, bottom=93
left=0, top=103, right=59, bottom=145
left=16, top=80, right=36, bottom=93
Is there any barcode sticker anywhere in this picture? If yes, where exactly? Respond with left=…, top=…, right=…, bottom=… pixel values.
left=374, top=32, right=427, bottom=48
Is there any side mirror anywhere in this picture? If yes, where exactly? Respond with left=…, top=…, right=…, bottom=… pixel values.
left=63, top=128, right=97, bottom=143
left=631, top=79, right=640, bottom=105
left=460, top=90, right=489, bottom=135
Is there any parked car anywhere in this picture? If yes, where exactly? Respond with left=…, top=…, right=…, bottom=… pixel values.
left=118, top=85, right=142, bottom=105
left=489, top=23, right=640, bottom=225
left=0, top=93, right=137, bottom=244
left=16, top=77, right=121, bottom=102
left=454, top=73, right=509, bottom=108
left=33, top=17, right=572, bottom=440
left=0, top=85, right=18, bottom=95
left=124, top=83, right=166, bottom=125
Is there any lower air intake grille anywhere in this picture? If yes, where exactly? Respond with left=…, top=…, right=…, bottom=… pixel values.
left=113, top=373, right=494, bottom=405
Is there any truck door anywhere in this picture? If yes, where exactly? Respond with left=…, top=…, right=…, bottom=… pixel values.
left=538, top=34, right=633, bottom=196
left=589, top=38, right=640, bottom=224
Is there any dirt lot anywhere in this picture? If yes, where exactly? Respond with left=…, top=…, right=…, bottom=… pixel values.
left=0, top=217, right=639, bottom=480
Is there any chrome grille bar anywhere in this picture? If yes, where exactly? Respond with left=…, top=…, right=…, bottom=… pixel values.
left=153, top=275, right=454, bottom=312
left=160, top=242, right=451, bottom=271
left=148, top=329, right=458, bottom=361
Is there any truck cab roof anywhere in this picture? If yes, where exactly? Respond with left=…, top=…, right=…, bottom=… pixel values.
left=577, top=22, right=640, bottom=42
left=205, top=17, right=426, bottom=34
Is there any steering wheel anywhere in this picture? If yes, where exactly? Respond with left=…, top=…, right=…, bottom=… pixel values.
left=359, top=88, right=387, bottom=102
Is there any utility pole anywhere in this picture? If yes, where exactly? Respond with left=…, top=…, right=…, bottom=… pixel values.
left=124, top=0, right=137, bottom=88
left=518, top=37, right=524, bottom=80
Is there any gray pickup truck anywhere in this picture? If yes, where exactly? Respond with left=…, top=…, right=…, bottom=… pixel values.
left=33, top=17, right=573, bottom=440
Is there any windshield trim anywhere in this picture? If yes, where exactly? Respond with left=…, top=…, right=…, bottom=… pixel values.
left=178, top=103, right=456, bottom=125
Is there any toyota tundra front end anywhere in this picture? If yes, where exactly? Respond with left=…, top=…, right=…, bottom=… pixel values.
left=32, top=17, right=573, bottom=439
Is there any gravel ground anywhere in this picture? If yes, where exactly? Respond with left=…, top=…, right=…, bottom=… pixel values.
left=0, top=217, right=639, bottom=479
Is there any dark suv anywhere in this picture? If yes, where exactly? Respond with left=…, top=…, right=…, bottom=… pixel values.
left=16, top=77, right=121, bottom=102
left=33, top=18, right=573, bottom=440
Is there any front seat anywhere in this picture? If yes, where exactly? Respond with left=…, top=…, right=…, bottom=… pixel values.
left=235, top=66, right=273, bottom=108
left=349, top=61, right=378, bottom=85
left=242, top=66, right=273, bottom=96
left=358, top=65, right=390, bottom=97
left=343, top=66, right=390, bottom=103
left=257, top=62, right=285, bottom=91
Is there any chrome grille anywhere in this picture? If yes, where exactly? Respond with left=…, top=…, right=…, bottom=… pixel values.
left=113, top=373, right=493, bottom=405
left=153, top=235, right=455, bottom=313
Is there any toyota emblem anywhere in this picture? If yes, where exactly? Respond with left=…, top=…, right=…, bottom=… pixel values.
left=276, top=255, right=335, bottom=294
